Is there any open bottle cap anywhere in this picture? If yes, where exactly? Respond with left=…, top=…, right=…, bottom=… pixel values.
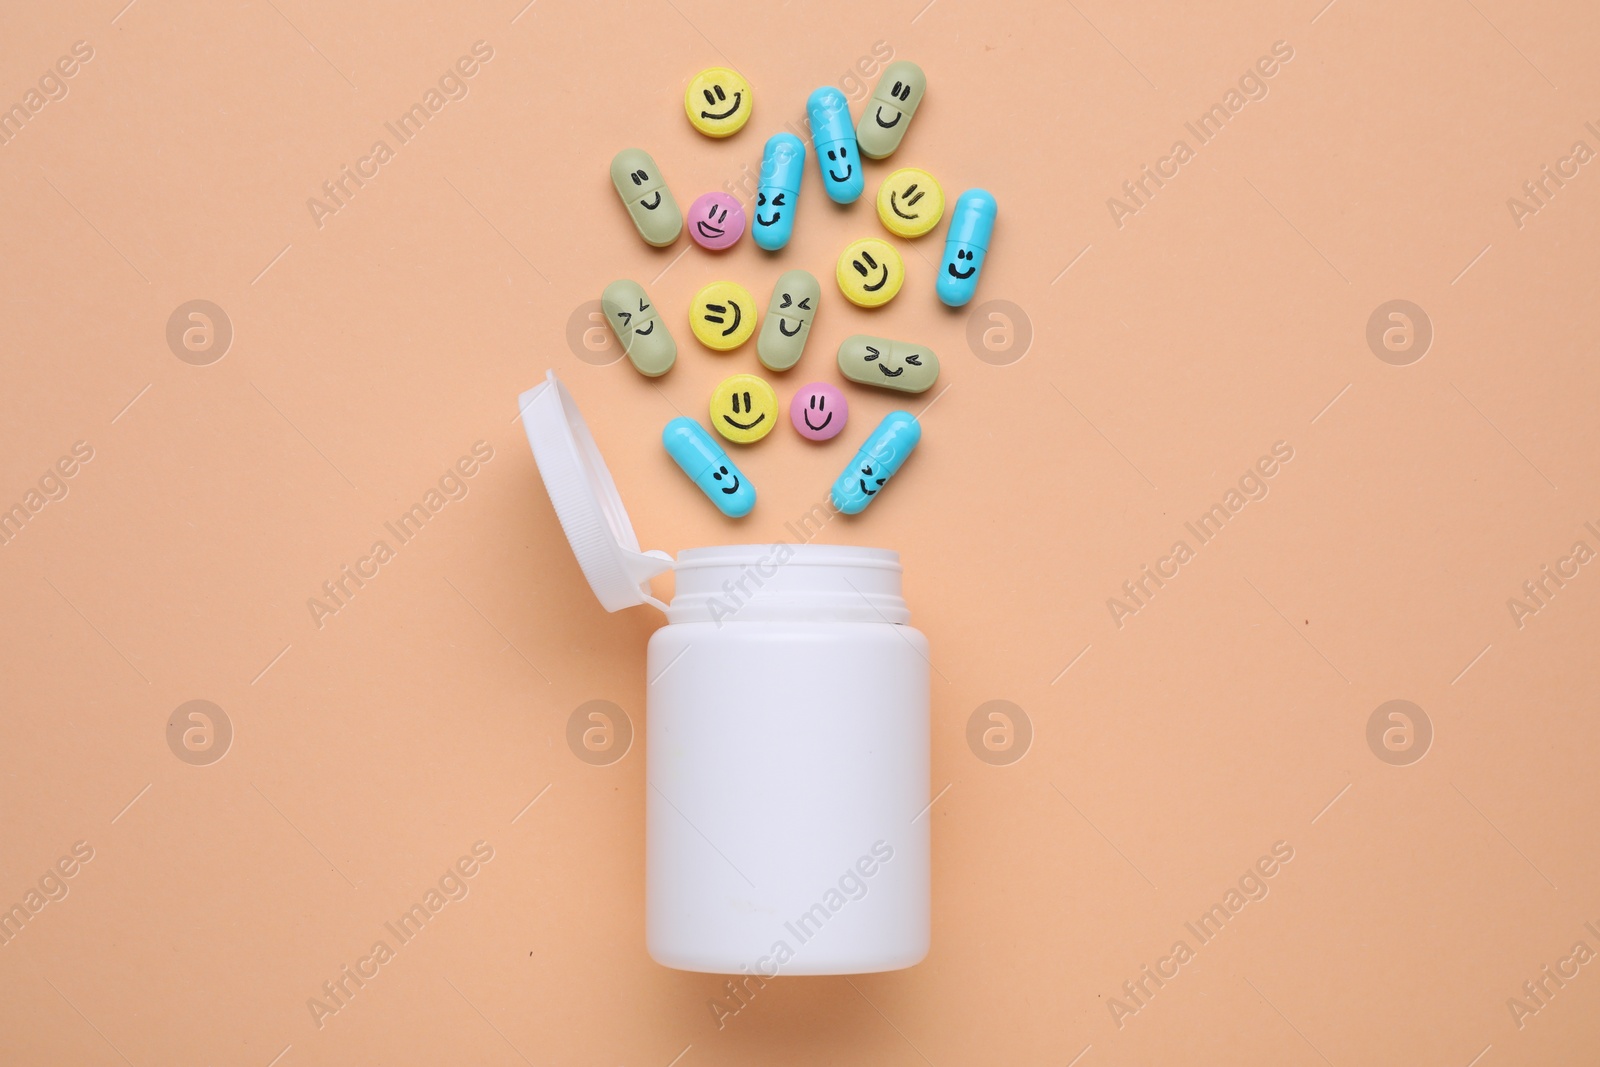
left=517, top=370, right=673, bottom=612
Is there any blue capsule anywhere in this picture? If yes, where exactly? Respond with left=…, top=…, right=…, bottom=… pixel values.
left=830, top=411, right=921, bottom=515
left=936, top=188, right=997, bottom=307
left=752, top=133, right=805, bottom=251
left=807, top=87, right=864, bottom=204
left=663, top=417, right=755, bottom=518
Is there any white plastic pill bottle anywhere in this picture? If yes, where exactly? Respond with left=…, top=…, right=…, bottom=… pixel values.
left=520, top=371, right=930, bottom=976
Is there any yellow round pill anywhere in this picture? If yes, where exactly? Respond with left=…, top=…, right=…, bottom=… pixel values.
left=710, top=373, right=778, bottom=444
left=836, top=238, right=905, bottom=308
left=876, top=168, right=944, bottom=238
left=690, top=281, right=758, bottom=350
left=684, top=67, right=752, bottom=138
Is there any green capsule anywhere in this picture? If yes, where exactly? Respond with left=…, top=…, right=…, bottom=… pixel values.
left=856, top=61, right=926, bottom=160
left=756, top=269, right=820, bottom=372
left=602, top=279, right=676, bottom=377
left=609, top=148, right=682, bottom=247
left=836, top=334, right=938, bottom=394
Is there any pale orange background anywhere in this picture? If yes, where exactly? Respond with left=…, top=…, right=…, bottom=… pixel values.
left=3, top=0, right=1599, bottom=1063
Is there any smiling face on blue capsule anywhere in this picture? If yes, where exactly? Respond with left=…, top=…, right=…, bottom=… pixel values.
left=755, top=189, right=788, bottom=228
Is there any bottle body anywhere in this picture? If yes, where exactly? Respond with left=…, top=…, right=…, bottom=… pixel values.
left=644, top=546, right=930, bottom=975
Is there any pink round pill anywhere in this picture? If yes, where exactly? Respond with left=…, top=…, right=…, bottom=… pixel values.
left=687, top=191, right=746, bottom=251
left=790, top=382, right=848, bottom=441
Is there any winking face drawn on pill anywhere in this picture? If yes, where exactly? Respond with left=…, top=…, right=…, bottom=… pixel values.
left=690, top=281, right=758, bottom=351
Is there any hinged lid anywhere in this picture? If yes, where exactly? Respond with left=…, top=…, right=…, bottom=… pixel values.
left=517, top=370, right=673, bottom=612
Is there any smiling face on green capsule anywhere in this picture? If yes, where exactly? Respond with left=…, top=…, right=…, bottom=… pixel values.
left=836, top=334, right=939, bottom=394
left=601, top=278, right=676, bottom=376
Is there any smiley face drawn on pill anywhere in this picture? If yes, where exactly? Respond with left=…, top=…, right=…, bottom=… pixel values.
left=756, top=269, right=820, bottom=372
left=948, top=248, right=977, bottom=279
left=754, top=190, right=787, bottom=228
left=872, top=81, right=914, bottom=128
left=685, top=68, right=753, bottom=138
left=776, top=292, right=812, bottom=336
left=707, top=302, right=740, bottom=334
left=836, top=334, right=939, bottom=394
left=690, top=281, right=757, bottom=351
left=835, top=238, right=904, bottom=308
left=857, top=461, right=886, bottom=496
left=709, top=464, right=740, bottom=493
left=808, top=87, right=864, bottom=204
left=828, top=411, right=921, bottom=514
left=610, top=148, right=683, bottom=247
left=700, top=85, right=741, bottom=121
left=625, top=170, right=663, bottom=210
left=856, top=253, right=889, bottom=291
left=789, top=382, right=847, bottom=441
left=856, top=62, right=926, bottom=161
left=663, top=417, right=755, bottom=517
left=862, top=344, right=926, bottom=379
left=710, top=373, right=778, bottom=444
left=824, top=144, right=854, bottom=185
left=875, top=169, right=943, bottom=239
left=601, top=278, right=677, bottom=377
left=616, top=299, right=658, bottom=338
left=687, top=192, right=745, bottom=251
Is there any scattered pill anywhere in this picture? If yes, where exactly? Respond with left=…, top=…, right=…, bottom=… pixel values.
left=830, top=412, right=921, bottom=515
left=690, top=281, right=758, bottom=351
left=836, top=238, right=904, bottom=308
left=601, top=279, right=676, bottom=377
left=688, top=191, right=745, bottom=251
left=710, top=373, right=778, bottom=444
left=856, top=61, right=926, bottom=160
left=807, top=87, right=864, bottom=204
left=752, top=133, right=806, bottom=251
left=936, top=188, right=996, bottom=307
left=756, top=269, right=820, bottom=372
left=875, top=167, right=943, bottom=239
left=609, top=148, right=682, bottom=248
left=685, top=67, right=752, bottom=138
left=790, top=382, right=848, bottom=442
left=836, top=334, right=939, bottom=394
left=663, top=417, right=755, bottom=517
